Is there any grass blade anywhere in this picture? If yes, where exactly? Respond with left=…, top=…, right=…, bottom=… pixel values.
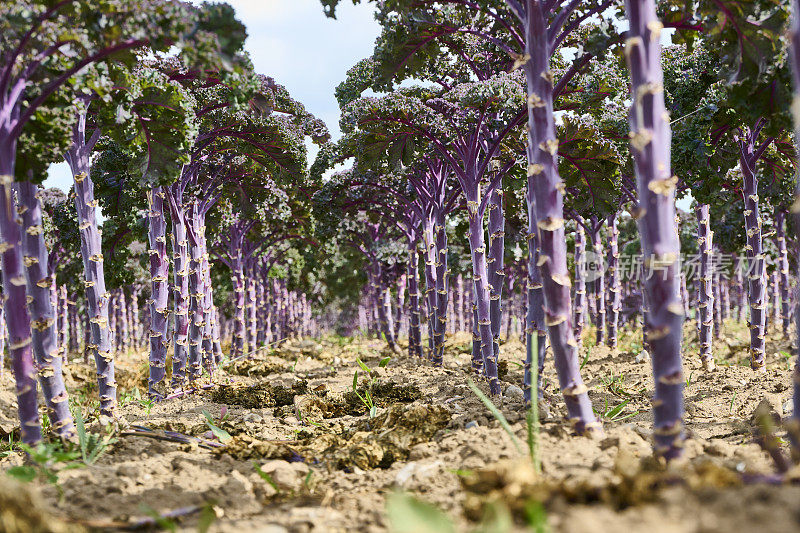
left=468, top=379, right=522, bottom=454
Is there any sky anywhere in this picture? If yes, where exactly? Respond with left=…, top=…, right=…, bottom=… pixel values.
left=44, top=0, right=381, bottom=191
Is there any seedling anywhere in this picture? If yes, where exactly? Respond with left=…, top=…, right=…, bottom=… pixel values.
left=73, top=407, right=116, bottom=465
left=595, top=398, right=638, bottom=422
left=351, top=357, right=388, bottom=418
left=202, top=409, right=232, bottom=443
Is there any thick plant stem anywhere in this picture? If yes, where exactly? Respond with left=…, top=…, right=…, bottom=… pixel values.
left=17, top=182, right=74, bottom=438
left=407, top=245, right=423, bottom=358
left=433, top=213, right=449, bottom=365
left=467, top=206, right=500, bottom=395
left=68, top=295, right=78, bottom=354
left=0, top=168, right=41, bottom=444
left=167, top=192, right=189, bottom=386
left=740, top=143, right=766, bottom=371
left=381, top=286, right=397, bottom=349
left=696, top=204, right=715, bottom=371
left=607, top=215, right=621, bottom=349
left=198, top=228, right=215, bottom=369
left=574, top=221, right=587, bottom=342
left=590, top=223, right=604, bottom=345
left=232, top=260, right=245, bottom=357
left=777, top=212, right=791, bottom=338
left=456, top=274, right=465, bottom=332
left=772, top=270, right=780, bottom=330
left=187, top=227, right=203, bottom=379
left=146, top=187, right=169, bottom=398
left=521, top=3, right=599, bottom=434
left=487, top=185, right=505, bottom=371
left=623, top=0, right=685, bottom=459
left=118, top=289, right=128, bottom=353
left=422, top=217, right=438, bottom=359
left=257, top=273, right=266, bottom=346
left=64, top=117, right=116, bottom=416
left=246, top=265, right=257, bottom=351
left=713, top=271, right=721, bottom=338
left=471, top=285, right=481, bottom=373
left=60, top=286, right=68, bottom=362
left=590, top=220, right=606, bottom=346
left=525, top=229, right=547, bottom=405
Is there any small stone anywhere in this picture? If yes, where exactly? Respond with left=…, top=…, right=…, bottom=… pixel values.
left=260, top=460, right=307, bottom=492
left=394, top=461, right=443, bottom=488
left=465, top=420, right=479, bottom=429
left=505, top=385, right=524, bottom=399
left=243, top=413, right=263, bottom=424
left=635, top=350, right=650, bottom=363
left=784, top=400, right=793, bottom=415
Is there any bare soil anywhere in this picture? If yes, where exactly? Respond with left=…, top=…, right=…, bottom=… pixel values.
left=2, top=319, right=800, bottom=532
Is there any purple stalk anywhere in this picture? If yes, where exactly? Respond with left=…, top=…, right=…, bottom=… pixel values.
left=245, top=265, right=257, bottom=351
left=63, top=115, right=116, bottom=417
left=256, top=270, right=266, bottom=346
left=49, top=273, right=58, bottom=358
left=777, top=211, right=790, bottom=338
left=395, top=273, right=405, bottom=335
left=521, top=3, right=600, bottom=433
left=607, top=214, right=621, bottom=349
left=623, top=0, right=685, bottom=458
left=108, top=292, right=116, bottom=354
left=471, top=279, right=482, bottom=373
left=466, top=201, right=500, bottom=394
left=739, top=134, right=767, bottom=371
left=378, top=283, right=397, bottom=349
left=589, top=220, right=606, bottom=346
left=59, top=285, right=68, bottom=364
left=82, top=303, right=91, bottom=364
left=232, top=258, right=245, bottom=357
left=456, top=273, right=465, bottom=332
left=16, top=182, right=75, bottom=438
left=167, top=193, right=189, bottom=386
left=524, top=228, right=547, bottom=405
left=146, top=187, right=169, bottom=398
left=721, top=276, right=730, bottom=321
left=573, top=221, right=587, bottom=342
left=432, top=212, right=449, bottom=365
left=118, top=289, right=128, bottom=353
left=212, top=306, right=223, bottom=365
left=487, top=185, right=505, bottom=369
left=0, top=163, right=41, bottom=443
left=422, top=217, right=438, bottom=359
left=199, top=231, right=215, bottom=371
left=68, top=295, right=78, bottom=354
left=696, top=204, right=715, bottom=371
left=407, top=245, right=423, bottom=358
left=771, top=270, right=780, bottom=331
left=713, top=269, right=721, bottom=338
left=187, top=226, right=203, bottom=379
